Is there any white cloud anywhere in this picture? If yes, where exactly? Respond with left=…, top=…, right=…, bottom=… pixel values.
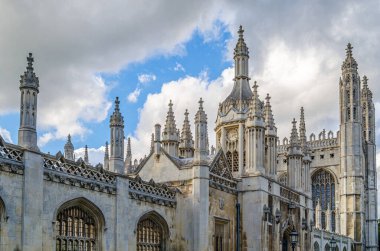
left=0, top=127, right=13, bottom=143
left=0, top=0, right=223, bottom=144
left=174, top=62, right=185, bottom=72
left=74, top=146, right=105, bottom=166
left=128, top=67, right=234, bottom=160
left=138, top=74, right=157, bottom=84
left=127, top=88, right=142, bottom=103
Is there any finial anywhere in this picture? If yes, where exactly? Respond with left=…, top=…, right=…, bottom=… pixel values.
left=265, top=93, right=270, bottom=102
left=185, top=109, right=189, bottom=117
left=27, top=53, right=34, bottom=71
left=252, top=81, right=258, bottom=94
left=67, top=134, right=72, bottom=142
left=346, top=43, right=353, bottom=57
left=169, top=99, right=173, bottom=108
left=114, top=97, right=120, bottom=111
left=198, top=98, right=204, bottom=110
left=238, top=25, right=244, bottom=38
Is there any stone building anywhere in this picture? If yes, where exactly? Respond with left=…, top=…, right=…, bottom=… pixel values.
left=0, top=26, right=377, bottom=251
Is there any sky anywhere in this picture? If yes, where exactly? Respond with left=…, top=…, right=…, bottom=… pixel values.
left=0, top=1, right=380, bottom=207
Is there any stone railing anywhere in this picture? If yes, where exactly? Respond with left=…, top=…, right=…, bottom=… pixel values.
left=307, top=138, right=338, bottom=149
left=129, top=176, right=176, bottom=207
left=0, top=143, right=23, bottom=163
left=280, top=186, right=300, bottom=203
left=209, top=173, right=238, bottom=194
left=43, top=156, right=116, bottom=194
left=0, top=143, right=24, bottom=175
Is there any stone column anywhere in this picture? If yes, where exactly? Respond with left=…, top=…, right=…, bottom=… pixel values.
left=22, top=151, right=43, bottom=251
left=238, top=123, right=244, bottom=176
left=192, top=164, right=209, bottom=251
left=115, top=177, right=129, bottom=250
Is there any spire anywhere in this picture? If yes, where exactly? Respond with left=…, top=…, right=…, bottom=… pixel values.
left=110, top=97, right=124, bottom=127
left=18, top=53, right=39, bottom=150
left=361, top=75, right=373, bottom=99
left=194, top=98, right=208, bottom=160
left=163, top=100, right=178, bottom=135
left=179, top=109, right=194, bottom=158
left=341, top=43, right=358, bottom=71
left=64, top=134, right=74, bottom=161
left=109, top=97, right=125, bottom=173
left=219, top=26, right=252, bottom=115
left=126, top=137, right=131, bottom=158
left=290, top=118, right=299, bottom=146
left=264, top=93, right=275, bottom=130
left=104, top=141, right=109, bottom=170
left=299, top=107, right=307, bottom=149
left=249, top=81, right=263, bottom=120
left=20, top=53, right=39, bottom=91
left=84, top=145, right=89, bottom=164
left=162, top=100, right=180, bottom=157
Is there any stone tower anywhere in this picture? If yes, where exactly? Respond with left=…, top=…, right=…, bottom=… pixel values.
left=263, top=94, right=277, bottom=177
left=18, top=53, right=39, bottom=150
left=361, top=76, right=378, bottom=250
left=339, top=43, right=365, bottom=250
left=287, top=119, right=303, bottom=190
left=64, top=134, right=74, bottom=161
left=215, top=26, right=253, bottom=176
left=109, top=97, right=125, bottom=174
left=245, top=82, right=265, bottom=175
left=162, top=100, right=180, bottom=157
left=179, top=109, right=194, bottom=158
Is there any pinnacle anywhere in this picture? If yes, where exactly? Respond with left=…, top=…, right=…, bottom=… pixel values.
left=114, top=97, right=120, bottom=111
left=198, top=98, right=204, bottom=110
left=27, top=53, right=34, bottom=71
left=362, top=75, right=368, bottom=88
left=346, top=43, right=353, bottom=58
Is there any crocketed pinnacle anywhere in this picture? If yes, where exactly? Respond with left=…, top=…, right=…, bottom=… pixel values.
left=341, top=43, right=358, bottom=71
left=84, top=145, right=89, bottom=164
left=249, top=81, right=263, bottom=119
left=361, top=75, right=373, bottom=99
left=20, top=53, right=39, bottom=92
left=126, top=137, right=132, bottom=158
left=180, top=109, right=194, bottom=148
left=163, top=100, right=178, bottom=135
left=299, top=107, right=307, bottom=149
left=104, top=141, right=109, bottom=159
left=195, top=98, right=207, bottom=123
left=110, top=97, right=124, bottom=127
left=290, top=118, right=300, bottom=146
left=264, top=94, right=275, bottom=129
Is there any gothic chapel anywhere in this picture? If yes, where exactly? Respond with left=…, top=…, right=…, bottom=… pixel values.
left=0, top=26, right=377, bottom=251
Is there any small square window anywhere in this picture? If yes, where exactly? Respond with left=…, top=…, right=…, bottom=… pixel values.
left=330, top=153, right=334, bottom=158
left=320, top=155, right=324, bottom=159
left=283, top=159, right=287, bottom=164
left=311, top=156, right=315, bottom=160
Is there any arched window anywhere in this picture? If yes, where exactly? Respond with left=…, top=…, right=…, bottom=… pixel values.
left=312, top=169, right=336, bottom=231
left=314, top=242, right=320, bottom=251
left=55, top=198, right=104, bottom=251
left=136, top=211, right=169, bottom=251
left=325, top=243, right=331, bottom=251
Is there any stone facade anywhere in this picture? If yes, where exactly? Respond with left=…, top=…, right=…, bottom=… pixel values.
left=0, top=26, right=377, bottom=251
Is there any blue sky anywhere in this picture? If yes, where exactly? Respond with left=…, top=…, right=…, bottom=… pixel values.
left=0, top=1, right=379, bottom=168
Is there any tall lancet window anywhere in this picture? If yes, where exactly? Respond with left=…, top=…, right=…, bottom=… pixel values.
left=136, top=212, right=168, bottom=251
left=312, top=169, right=336, bottom=231
left=56, top=205, right=100, bottom=251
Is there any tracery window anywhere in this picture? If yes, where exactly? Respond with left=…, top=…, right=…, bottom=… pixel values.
left=56, top=206, right=98, bottom=251
left=136, top=212, right=168, bottom=251
left=278, top=173, right=288, bottom=186
left=312, top=169, right=336, bottom=231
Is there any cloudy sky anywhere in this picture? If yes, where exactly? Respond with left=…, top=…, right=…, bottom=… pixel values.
left=1, top=0, right=380, bottom=198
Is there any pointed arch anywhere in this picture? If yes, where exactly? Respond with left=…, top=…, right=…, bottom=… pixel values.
left=54, top=197, right=105, bottom=251
left=324, top=243, right=331, bottom=251
left=135, top=210, right=169, bottom=251
left=314, top=242, right=320, bottom=251
left=311, top=168, right=337, bottom=232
